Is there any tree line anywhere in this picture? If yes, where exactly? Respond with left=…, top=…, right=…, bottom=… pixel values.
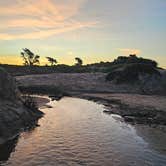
left=21, top=48, right=83, bottom=66
left=20, top=48, right=158, bottom=68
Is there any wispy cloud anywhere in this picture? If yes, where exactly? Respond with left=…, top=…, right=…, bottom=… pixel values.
left=0, top=0, right=97, bottom=40
left=119, top=48, right=141, bottom=55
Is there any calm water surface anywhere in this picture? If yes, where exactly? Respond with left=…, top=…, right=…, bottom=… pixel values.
left=0, top=97, right=166, bottom=166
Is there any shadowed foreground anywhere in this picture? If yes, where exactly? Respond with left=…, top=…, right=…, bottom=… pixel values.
left=0, top=68, right=43, bottom=144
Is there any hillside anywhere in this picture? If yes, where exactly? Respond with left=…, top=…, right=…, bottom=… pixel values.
left=0, top=68, right=43, bottom=144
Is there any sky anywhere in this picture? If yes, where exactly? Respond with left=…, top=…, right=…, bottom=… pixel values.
left=0, top=0, right=166, bottom=67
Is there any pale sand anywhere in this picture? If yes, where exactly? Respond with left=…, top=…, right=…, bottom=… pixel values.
left=16, top=73, right=166, bottom=112
left=80, top=93, right=166, bottom=111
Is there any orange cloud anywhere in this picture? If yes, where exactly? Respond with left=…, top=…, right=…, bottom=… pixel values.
left=0, top=0, right=97, bottom=40
left=0, top=0, right=83, bottom=19
left=0, top=21, right=97, bottom=40
left=119, top=48, right=141, bottom=55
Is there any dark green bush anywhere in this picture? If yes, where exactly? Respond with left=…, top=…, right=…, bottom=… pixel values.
left=113, top=55, right=158, bottom=67
left=106, top=64, right=161, bottom=84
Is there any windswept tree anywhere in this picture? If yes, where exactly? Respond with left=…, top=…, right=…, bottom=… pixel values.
left=46, top=57, right=57, bottom=66
left=21, top=48, right=40, bottom=66
left=75, top=57, right=83, bottom=66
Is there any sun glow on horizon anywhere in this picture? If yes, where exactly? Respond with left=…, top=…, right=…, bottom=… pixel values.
left=0, top=0, right=165, bottom=67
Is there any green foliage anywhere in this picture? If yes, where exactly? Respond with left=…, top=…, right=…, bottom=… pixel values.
left=106, top=63, right=161, bottom=84
left=21, top=48, right=40, bottom=66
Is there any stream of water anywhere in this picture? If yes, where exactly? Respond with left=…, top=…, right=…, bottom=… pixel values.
left=0, top=97, right=166, bottom=166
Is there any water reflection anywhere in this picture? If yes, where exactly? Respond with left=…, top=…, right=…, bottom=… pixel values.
left=0, top=97, right=166, bottom=166
left=135, top=125, right=166, bottom=155
left=0, top=123, right=39, bottom=164
left=0, top=136, right=19, bottom=163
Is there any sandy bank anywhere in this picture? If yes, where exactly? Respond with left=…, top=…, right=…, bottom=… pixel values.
left=80, top=93, right=166, bottom=111
left=16, top=73, right=166, bottom=125
left=79, top=93, right=166, bottom=125
left=30, top=95, right=50, bottom=107
left=16, top=73, right=141, bottom=93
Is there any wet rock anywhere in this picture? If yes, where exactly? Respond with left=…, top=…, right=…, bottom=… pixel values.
left=45, top=104, right=53, bottom=108
left=103, top=110, right=112, bottom=114
left=124, top=116, right=136, bottom=122
left=49, top=94, right=63, bottom=101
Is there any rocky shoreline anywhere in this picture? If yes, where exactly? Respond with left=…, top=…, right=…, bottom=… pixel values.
left=0, top=68, right=48, bottom=145
left=1, top=69, right=165, bottom=145
left=78, top=93, right=166, bottom=126
left=0, top=95, right=50, bottom=145
left=16, top=72, right=166, bottom=126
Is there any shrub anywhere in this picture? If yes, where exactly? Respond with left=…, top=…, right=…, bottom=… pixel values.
left=106, top=63, right=161, bottom=84
left=112, top=55, right=158, bottom=68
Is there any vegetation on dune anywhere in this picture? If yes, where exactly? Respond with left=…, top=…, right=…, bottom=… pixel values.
left=21, top=48, right=40, bottom=66
left=0, top=64, right=95, bottom=76
left=106, top=55, right=161, bottom=84
left=46, top=57, right=57, bottom=66
left=0, top=50, right=164, bottom=77
left=106, top=63, right=160, bottom=83
left=112, top=54, right=157, bottom=67
left=75, top=57, right=83, bottom=66
left=105, top=54, right=158, bottom=72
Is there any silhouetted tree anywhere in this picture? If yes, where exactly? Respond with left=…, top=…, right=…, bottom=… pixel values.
left=21, top=48, right=40, bottom=66
left=75, top=57, right=83, bottom=66
left=46, top=57, right=57, bottom=66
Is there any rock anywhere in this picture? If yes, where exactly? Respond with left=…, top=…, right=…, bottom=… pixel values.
left=0, top=68, right=43, bottom=144
left=103, top=110, right=112, bottom=114
left=49, top=94, right=63, bottom=101
left=124, top=116, right=136, bottom=122
left=0, top=67, right=18, bottom=100
left=45, top=104, right=53, bottom=108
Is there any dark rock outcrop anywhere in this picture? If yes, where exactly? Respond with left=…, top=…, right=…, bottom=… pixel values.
left=0, top=68, right=43, bottom=144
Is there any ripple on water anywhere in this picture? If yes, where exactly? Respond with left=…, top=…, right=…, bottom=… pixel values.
left=1, top=97, right=166, bottom=166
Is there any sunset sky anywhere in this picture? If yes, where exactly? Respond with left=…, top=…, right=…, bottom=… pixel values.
left=0, top=0, right=166, bottom=67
